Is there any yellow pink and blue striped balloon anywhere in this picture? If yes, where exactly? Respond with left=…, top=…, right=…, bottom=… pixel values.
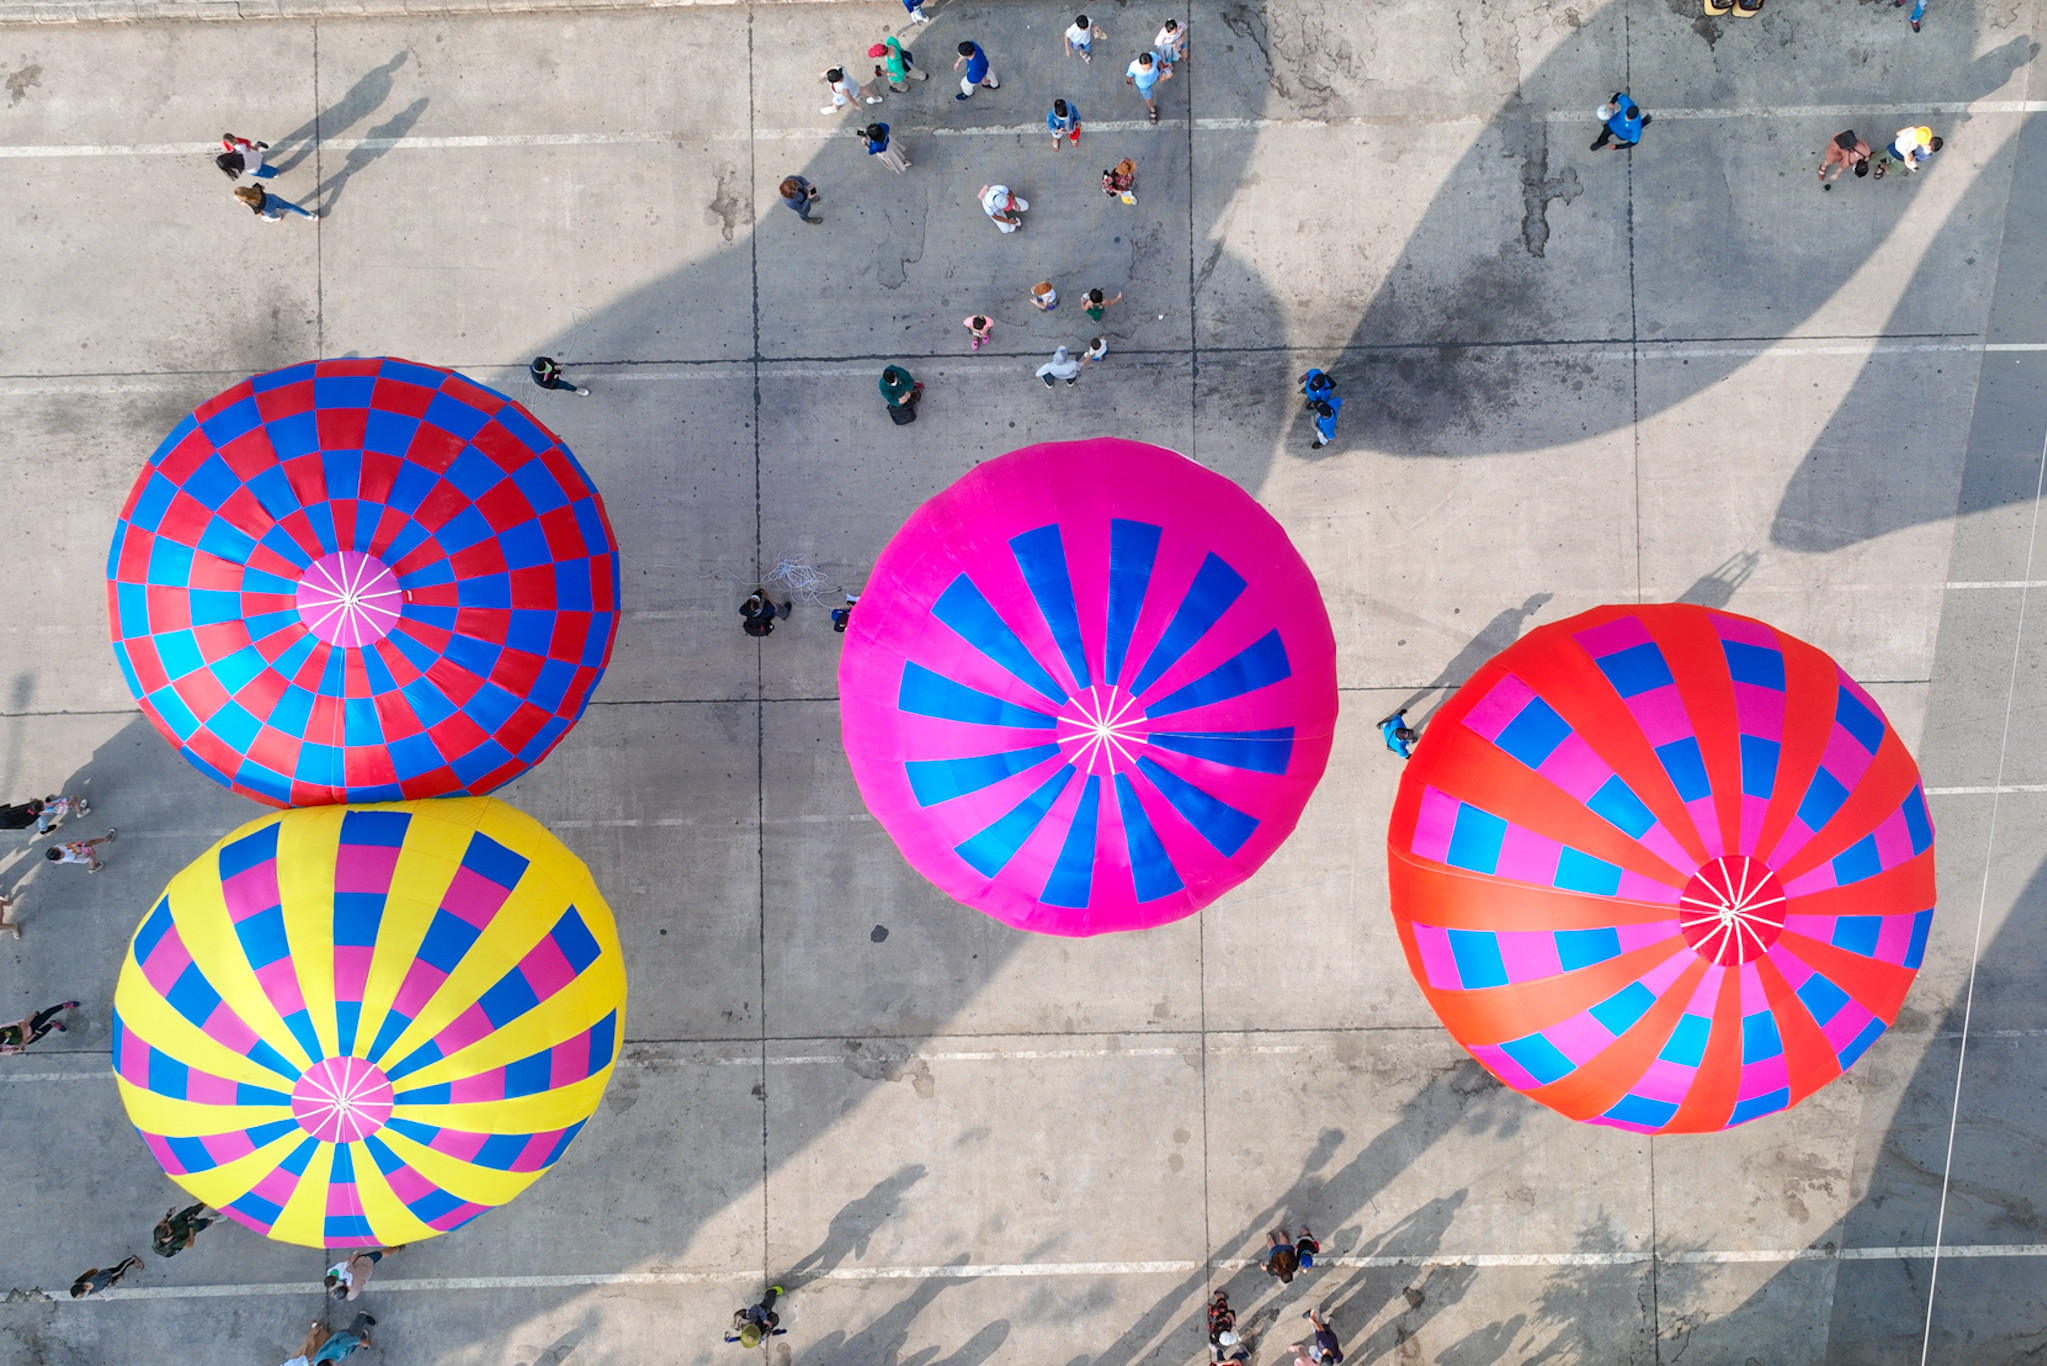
left=111, top=797, right=625, bottom=1248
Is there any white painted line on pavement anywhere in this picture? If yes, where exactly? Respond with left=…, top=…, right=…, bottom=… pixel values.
left=1945, top=581, right=2047, bottom=588
left=57, top=1243, right=2047, bottom=1301
left=1923, top=785, right=2047, bottom=795
left=7, top=100, right=2047, bottom=159
left=0, top=1071, right=105, bottom=1082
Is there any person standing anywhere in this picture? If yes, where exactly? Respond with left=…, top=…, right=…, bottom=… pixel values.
left=979, top=184, right=1028, bottom=232
left=1154, top=18, right=1188, bottom=65
left=726, top=1285, right=787, bottom=1347
left=70, top=1256, right=142, bottom=1299
left=327, top=1246, right=401, bottom=1300
left=869, top=38, right=927, bottom=91
left=1590, top=93, right=1649, bottom=151
left=1064, top=15, right=1103, bottom=62
left=1126, top=51, right=1171, bottom=123
left=1037, top=346, right=1083, bottom=387
left=963, top=315, right=994, bottom=350
left=1083, top=288, right=1121, bottom=324
left=529, top=356, right=589, bottom=396
left=821, top=65, right=883, bottom=116
left=1819, top=131, right=1872, bottom=188
left=1047, top=99, right=1082, bottom=149
left=1300, top=368, right=1342, bottom=448
left=1102, top=158, right=1137, bottom=202
left=740, top=593, right=787, bottom=637
left=1207, top=1291, right=1243, bottom=1363
left=880, top=364, right=923, bottom=423
left=151, top=1202, right=218, bottom=1257
left=779, top=175, right=823, bottom=224
left=1380, top=710, right=1418, bottom=759
left=234, top=185, right=320, bottom=221
left=857, top=122, right=911, bottom=173
left=954, top=40, right=999, bottom=99
left=309, top=1314, right=376, bottom=1363
left=44, top=829, right=115, bottom=872
left=0, top=1000, right=76, bottom=1053
left=1080, top=336, right=1109, bottom=367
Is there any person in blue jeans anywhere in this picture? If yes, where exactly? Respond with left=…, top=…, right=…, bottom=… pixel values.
left=954, top=40, right=998, bottom=99
left=309, top=1313, right=376, bottom=1362
left=779, top=175, right=821, bottom=224
left=234, top=184, right=320, bottom=220
left=1590, top=92, right=1649, bottom=151
left=1895, top=0, right=1926, bottom=30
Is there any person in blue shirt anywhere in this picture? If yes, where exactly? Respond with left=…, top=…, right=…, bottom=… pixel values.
left=954, top=40, right=998, bottom=99
left=856, top=122, right=910, bottom=173
left=1300, top=368, right=1342, bottom=449
left=1380, top=710, right=1418, bottom=760
left=1591, top=92, right=1650, bottom=151
left=1047, top=99, right=1082, bottom=149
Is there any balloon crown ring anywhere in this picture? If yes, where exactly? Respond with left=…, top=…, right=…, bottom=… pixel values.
left=1677, top=854, right=1788, bottom=966
left=291, top=1055, right=396, bottom=1144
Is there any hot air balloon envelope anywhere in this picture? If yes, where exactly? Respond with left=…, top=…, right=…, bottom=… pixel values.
left=1387, top=604, right=1934, bottom=1133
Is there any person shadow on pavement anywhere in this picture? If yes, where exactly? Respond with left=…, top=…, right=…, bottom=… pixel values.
left=781, top=1163, right=930, bottom=1284
left=265, top=50, right=413, bottom=176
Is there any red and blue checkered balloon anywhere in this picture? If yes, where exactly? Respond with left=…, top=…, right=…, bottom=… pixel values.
left=106, top=359, right=620, bottom=806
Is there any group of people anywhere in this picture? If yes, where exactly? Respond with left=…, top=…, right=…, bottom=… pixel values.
left=0, top=791, right=106, bottom=937
left=1818, top=125, right=1943, bottom=187
left=217, top=132, right=322, bottom=222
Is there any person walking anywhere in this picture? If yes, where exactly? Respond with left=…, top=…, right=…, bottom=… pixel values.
left=1102, top=158, right=1137, bottom=202
left=44, top=829, right=115, bottom=872
left=1064, top=15, right=1103, bottom=62
left=1126, top=51, right=1171, bottom=123
left=327, top=1246, right=402, bottom=1300
left=70, top=1256, right=142, bottom=1299
left=821, top=65, right=883, bottom=116
left=979, top=184, right=1028, bottom=232
left=779, top=175, right=823, bottom=224
left=234, top=184, right=320, bottom=221
left=1082, top=288, right=1121, bottom=324
left=740, top=593, right=787, bottom=637
left=1380, top=710, right=1418, bottom=759
left=1031, top=281, right=1060, bottom=312
left=857, top=122, right=911, bottom=173
left=1036, top=346, right=1083, bottom=387
left=1590, top=93, right=1649, bottom=152
left=217, top=133, right=278, bottom=182
left=1296, top=1307, right=1344, bottom=1365
left=309, top=1313, right=376, bottom=1363
left=869, top=37, right=927, bottom=91
left=1080, top=336, right=1109, bottom=367
left=1300, top=368, right=1343, bottom=448
left=899, top=0, right=928, bottom=23
left=1154, top=18, right=1188, bottom=65
left=1894, top=0, right=1927, bottom=31
left=726, top=1285, right=787, bottom=1347
left=1819, top=130, right=1872, bottom=188
left=0, top=891, right=21, bottom=941
left=0, top=1000, right=76, bottom=1054
left=963, top=315, right=994, bottom=350
left=880, top=364, right=923, bottom=424
left=954, top=40, right=999, bottom=99
left=1262, top=1226, right=1309, bottom=1284
left=33, top=794, right=88, bottom=835
left=1877, top=125, right=1942, bottom=176
left=529, top=356, right=589, bottom=396
left=1047, top=99, right=1082, bottom=149
left=1207, top=1291, right=1245, bottom=1363
left=151, top=1202, right=217, bottom=1257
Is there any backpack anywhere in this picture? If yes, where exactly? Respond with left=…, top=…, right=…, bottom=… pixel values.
left=0, top=802, right=38, bottom=830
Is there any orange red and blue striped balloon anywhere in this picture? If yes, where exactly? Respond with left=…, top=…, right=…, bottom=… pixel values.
left=111, top=798, right=624, bottom=1247
left=1387, top=604, right=1934, bottom=1133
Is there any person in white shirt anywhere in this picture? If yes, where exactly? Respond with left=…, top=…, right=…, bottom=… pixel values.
left=820, top=65, right=882, bottom=116
left=219, top=132, right=278, bottom=182
left=1154, top=18, right=1187, bottom=65
left=979, top=184, right=1028, bottom=232
left=1064, top=14, right=1103, bottom=62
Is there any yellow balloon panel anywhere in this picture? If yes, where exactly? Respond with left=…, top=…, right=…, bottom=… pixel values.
left=110, top=798, right=626, bottom=1248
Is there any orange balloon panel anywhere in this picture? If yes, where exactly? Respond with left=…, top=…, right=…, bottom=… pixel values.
left=1386, top=605, right=1934, bottom=1133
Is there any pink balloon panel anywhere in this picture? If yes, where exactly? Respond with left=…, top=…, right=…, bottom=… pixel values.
left=839, top=438, right=1339, bottom=936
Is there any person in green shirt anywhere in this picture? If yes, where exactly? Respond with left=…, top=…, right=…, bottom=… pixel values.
left=869, top=38, right=926, bottom=92
left=1083, top=288, right=1122, bottom=323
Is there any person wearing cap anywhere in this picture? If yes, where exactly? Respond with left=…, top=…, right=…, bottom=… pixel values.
left=1590, top=92, right=1649, bottom=151
left=1881, top=125, right=1942, bottom=175
left=979, top=184, right=1027, bottom=232
left=870, top=37, right=926, bottom=91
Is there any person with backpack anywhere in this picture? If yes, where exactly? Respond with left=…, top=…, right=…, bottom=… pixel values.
left=739, top=593, right=786, bottom=638
left=725, top=1285, right=787, bottom=1347
left=881, top=364, right=923, bottom=424
left=869, top=37, right=926, bottom=91
left=1262, top=1223, right=1318, bottom=1283
left=1590, top=92, right=1649, bottom=152
left=1819, top=131, right=1872, bottom=189
left=529, top=356, right=589, bottom=396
